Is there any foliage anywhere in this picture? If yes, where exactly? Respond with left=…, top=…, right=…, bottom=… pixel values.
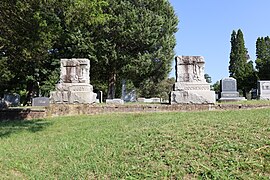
left=92, top=0, right=178, bottom=98
left=0, top=109, right=270, bottom=178
left=228, top=29, right=257, bottom=97
left=204, top=73, right=212, bottom=83
left=137, top=77, right=175, bottom=100
left=212, top=80, right=220, bottom=93
left=0, top=0, right=109, bottom=103
left=0, top=0, right=178, bottom=102
left=0, top=0, right=60, bottom=101
left=255, top=36, right=270, bottom=80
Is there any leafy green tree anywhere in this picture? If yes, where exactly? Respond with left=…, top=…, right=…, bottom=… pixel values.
left=0, top=0, right=178, bottom=102
left=92, top=0, right=178, bottom=99
left=212, top=81, right=220, bottom=94
left=0, top=0, right=61, bottom=103
left=228, top=29, right=256, bottom=98
left=204, top=74, right=212, bottom=83
left=137, top=77, right=175, bottom=101
left=255, top=36, right=270, bottom=80
left=0, top=0, right=109, bottom=103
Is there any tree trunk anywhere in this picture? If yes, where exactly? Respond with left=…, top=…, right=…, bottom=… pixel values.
left=107, top=72, right=116, bottom=99
left=23, top=82, right=34, bottom=106
left=242, top=89, right=247, bottom=99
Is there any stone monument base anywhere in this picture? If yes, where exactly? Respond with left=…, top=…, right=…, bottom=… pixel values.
left=258, top=95, right=270, bottom=100
left=218, top=97, right=246, bottom=102
left=171, top=90, right=215, bottom=104
left=219, top=91, right=246, bottom=102
left=50, top=83, right=97, bottom=104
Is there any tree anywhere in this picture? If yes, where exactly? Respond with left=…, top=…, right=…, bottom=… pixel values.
left=138, top=77, right=175, bottom=100
left=0, top=0, right=178, bottom=103
left=255, top=36, right=270, bottom=80
left=0, top=0, right=61, bottom=103
left=92, top=0, right=178, bottom=99
left=228, top=29, right=256, bottom=98
left=212, top=81, right=220, bottom=94
left=0, top=0, right=109, bottom=103
left=204, top=74, right=212, bottom=83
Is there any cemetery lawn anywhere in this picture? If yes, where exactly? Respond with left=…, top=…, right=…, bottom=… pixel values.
left=0, top=109, right=269, bottom=179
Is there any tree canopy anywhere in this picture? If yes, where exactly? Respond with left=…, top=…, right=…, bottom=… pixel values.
left=92, top=0, right=178, bottom=98
left=0, top=0, right=178, bottom=103
left=255, top=36, right=270, bottom=80
left=228, top=29, right=256, bottom=97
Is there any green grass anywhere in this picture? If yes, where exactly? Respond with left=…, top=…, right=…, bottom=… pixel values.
left=0, top=109, right=270, bottom=179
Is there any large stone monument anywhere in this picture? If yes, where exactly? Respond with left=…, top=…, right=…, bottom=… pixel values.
left=258, top=80, right=270, bottom=100
left=50, top=58, right=97, bottom=104
left=219, top=77, right=246, bottom=102
left=170, top=56, right=215, bottom=104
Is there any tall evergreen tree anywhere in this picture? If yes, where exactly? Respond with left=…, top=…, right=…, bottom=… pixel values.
left=228, top=29, right=256, bottom=98
left=92, top=0, right=178, bottom=99
left=255, top=36, right=270, bottom=80
left=229, top=30, right=237, bottom=77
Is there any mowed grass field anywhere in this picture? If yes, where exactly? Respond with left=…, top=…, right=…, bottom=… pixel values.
left=0, top=109, right=269, bottom=179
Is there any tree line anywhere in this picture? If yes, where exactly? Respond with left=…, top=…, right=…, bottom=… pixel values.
left=214, top=29, right=270, bottom=98
left=0, top=0, right=178, bottom=104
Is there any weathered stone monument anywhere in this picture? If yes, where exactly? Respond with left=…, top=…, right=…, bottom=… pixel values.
left=258, top=80, right=270, bottom=100
left=219, top=77, right=246, bottom=102
left=50, top=58, right=97, bottom=104
left=170, top=56, right=215, bottom=104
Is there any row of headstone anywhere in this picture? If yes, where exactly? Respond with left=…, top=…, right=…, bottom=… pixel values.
left=0, top=93, right=50, bottom=107
left=218, top=78, right=270, bottom=101
left=2, top=58, right=269, bottom=107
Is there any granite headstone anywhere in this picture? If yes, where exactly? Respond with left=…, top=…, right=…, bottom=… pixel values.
left=258, top=81, right=270, bottom=100
left=219, top=77, right=246, bottom=101
left=32, top=97, right=50, bottom=106
left=4, top=93, right=20, bottom=107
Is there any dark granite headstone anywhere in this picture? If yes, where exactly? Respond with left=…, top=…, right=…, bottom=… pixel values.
left=4, top=93, right=20, bottom=107
left=221, top=78, right=237, bottom=92
left=219, top=77, right=245, bottom=101
left=32, top=97, right=50, bottom=106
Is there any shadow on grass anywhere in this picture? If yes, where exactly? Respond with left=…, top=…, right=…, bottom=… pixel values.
left=0, top=119, right=52, bottom=138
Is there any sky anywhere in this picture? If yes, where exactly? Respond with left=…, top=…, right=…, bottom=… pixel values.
left=169, top=0, right=270, bottom=83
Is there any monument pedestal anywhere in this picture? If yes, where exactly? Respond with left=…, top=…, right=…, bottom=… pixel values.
left=50, top=83, right=97, bottom=104
left=171, top=90, right=215, bottom=104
